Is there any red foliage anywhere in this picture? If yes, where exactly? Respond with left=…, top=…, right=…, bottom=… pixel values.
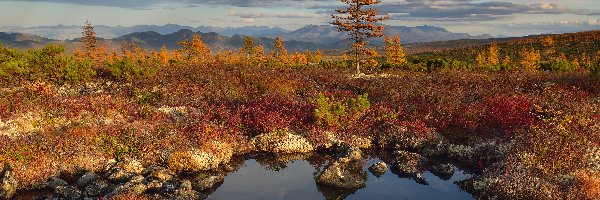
left=482, top=95, right=536, bottom=137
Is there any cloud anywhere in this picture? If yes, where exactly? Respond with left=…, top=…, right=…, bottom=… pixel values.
left=228, top=11, right=319, bottom=19
left=5, top=0, right=331, bottom=8
left=315, top=0, right=600, bottom=22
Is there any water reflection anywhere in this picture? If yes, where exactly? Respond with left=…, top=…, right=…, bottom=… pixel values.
left=208, top=154, right=474, bottom=200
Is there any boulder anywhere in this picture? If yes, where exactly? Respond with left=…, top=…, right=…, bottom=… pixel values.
left=316, top=148, right=367, bottom=189
left=391, top=150, right=423, bottom=175
left=429, top=163, right=455, bottom=181
left=55, top=185, right=82, bottom=199
left=368, top=161, right=388, bottom=177
left=75, top=172, right=99, bottom=188
left=168, top=141, right=233, bottom=172
left=0, top=164, right=17, bottom=200
left=46, top=177, right=68, bottom=191
left=84, top=179, right=111, bottom=197
left=251, top=130, right=314, bottom=154
left=105, top=158, right=144, bottom=183
left=192, top=173, right=225, bottom=191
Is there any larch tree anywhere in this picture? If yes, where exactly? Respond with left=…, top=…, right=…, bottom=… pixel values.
left=332, top=0, right=389, bottom=74
left=243, top=36, right=256, bottom=59
left=384, top=33, right=406, bottom=66
left=488, top=42, right=500, bottom=66
left=81, top=20, right=97, bottom=60
left=178, top=34, right=213, bottom=65
left=273, top=36, right=288, bottom=65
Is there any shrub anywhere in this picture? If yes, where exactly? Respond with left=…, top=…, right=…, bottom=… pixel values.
left=541, top=60, right=579, bottom=72
left=63, top=57, right=95, bottom=84
left=106, top=57, right=158, bottom=81
left=591, top=62, right=600, bottom=79
left=315, top=93, right=370, bottom=130
left=482, top=95, right=535, bottom=137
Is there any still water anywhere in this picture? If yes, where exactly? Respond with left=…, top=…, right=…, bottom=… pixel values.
left=208, top=157, right=473, bottom=200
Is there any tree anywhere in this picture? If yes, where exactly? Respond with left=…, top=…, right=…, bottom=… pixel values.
left=178, top=34, right=213, bottom=65
left=384, top=33, right=406, bottom=66
left=520, top=47, right=541, bottom=71
left=243, top=36, right=256, bottom=59
left=332, top=0, right=388, bottom=74
left=488, top=42, right=500, bottom=66
left=81, top=20, right=97, bottom=58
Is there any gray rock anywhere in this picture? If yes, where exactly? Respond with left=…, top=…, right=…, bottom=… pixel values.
left=368, top=161, right=388, bottom=177
left=317, top=161, right=367, bottom=189
left=47, top=177, right=69, bottom=191
left=429, top=163, right=455, bottom=181
left=192, top=174, right=225, bottom=191
left=180, top=180, right=192, bottom=191
left=148, top=167, right=174, bottom=182
left=76, top=172, right=99, bottom=188
left=105, top=158, right=144, bottom=183
left=0, top=164, right=17, bottom=200
left=316, top=148, right=367, bottom=189
left=55, top=185, right=83, bottom=199
left=391, top=150, right=423, bottom=175
left=84, top=179, right=110, bottom=197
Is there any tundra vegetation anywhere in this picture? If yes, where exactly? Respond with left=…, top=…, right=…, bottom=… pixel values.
left=0, top=10, right=599, bottom=200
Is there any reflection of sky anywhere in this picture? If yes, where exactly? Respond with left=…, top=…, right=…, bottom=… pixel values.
left=208, top=158, right=473, bottom=200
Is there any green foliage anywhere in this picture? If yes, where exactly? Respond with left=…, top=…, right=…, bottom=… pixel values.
left=541, top=60, right=579, bottom=72
left=315, top=93, right=371, bottom=128
left=592, top=62, right=600, bottom=80
left=99, top=129, right=141, bottom=161
left=106, top=57, right=158, bottom=81
left=63, top=58, right=96, bottom=84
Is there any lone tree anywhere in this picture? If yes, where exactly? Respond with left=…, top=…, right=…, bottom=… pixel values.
left=81, top=20, right=97, bottom=58
left=332, top=0, right=388, bottom=74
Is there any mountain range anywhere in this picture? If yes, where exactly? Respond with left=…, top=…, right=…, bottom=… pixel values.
left=1, top=24, right=492, bottom=44
left=0, top=24, right=494, bottom=52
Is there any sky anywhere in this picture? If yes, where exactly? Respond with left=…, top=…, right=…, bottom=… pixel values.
left=1, top=0, right=600, bottom=36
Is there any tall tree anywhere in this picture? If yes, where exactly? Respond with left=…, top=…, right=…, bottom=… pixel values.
left=243, top=36, right=256, bottom=59
left=332, top=0, right=388, bottom=74
left=81, top=20, right=97, bottom=59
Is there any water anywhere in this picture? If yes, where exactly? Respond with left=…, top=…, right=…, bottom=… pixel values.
left=208, top=157, right=474, bottom=200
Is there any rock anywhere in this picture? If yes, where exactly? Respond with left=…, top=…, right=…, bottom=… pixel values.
left=146, top=180, right=164, bottom=192
left=391, top=150, right=423, bottom=175
left=46, top=177, right=69, bottom=191
left=55, top=186, right=83, bottom=199
left=105, top=158, right=144, bottom=183
left=109, top=175, right=147, bottom=196
left=316, top=161, right=367, bottom=189
left=368, top=162, right=388, bottom=177
left=179, top=180, right=192, bottom=191
left=168, top=141, right=233, bottom=172
left=174, top=189, right=203, bottom=200
left=192, top=173, right=225, bottom=191
left=84, top=179, right=110, bottom=197
left=251, top=130, right=314, bottom=154
left=421, top=141, right=448, bottom=157
left=316, top=148, right=367, bottom=189
left=147, top=167, right=174, bottom=182
left=0, top=164, right=17, bottom=200
left=336, top=147, right=362, bottom=163
left=447, top=144, right=474, bottom=162
left=75, top=172, right=99, bottom=188
left=429, top=163, right=455, bottom=181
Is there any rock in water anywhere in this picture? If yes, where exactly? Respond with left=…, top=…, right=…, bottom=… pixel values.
left=0, top=164, right=17, bottom=200
left=251, top=130, right=314, bottom=154
left=55, top=185, right=83, bottom=199
left=316, top=148, right=367, bottom=189
left=368, top=161, right=388, bottom=177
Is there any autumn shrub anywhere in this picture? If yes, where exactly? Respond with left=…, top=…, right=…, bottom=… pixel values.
left=240, top=96, right=313, bottom=136
left=482, top=95, right=536, bottom=137
left=591, top=62, right=600, bottom=80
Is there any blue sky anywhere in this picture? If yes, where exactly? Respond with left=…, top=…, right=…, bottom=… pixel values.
left=1, top=0, right=600, bottom=36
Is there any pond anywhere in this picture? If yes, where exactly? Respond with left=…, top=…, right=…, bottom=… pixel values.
left=208, top=157, right=473, bottom=200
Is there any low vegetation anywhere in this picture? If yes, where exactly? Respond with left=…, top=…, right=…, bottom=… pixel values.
left=0, top=23, right=599, bottom=199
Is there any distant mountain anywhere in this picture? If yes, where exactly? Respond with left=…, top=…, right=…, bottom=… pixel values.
left=0, top=24, right=492, bottom=44
left=1, top=30, right=330, bottom=52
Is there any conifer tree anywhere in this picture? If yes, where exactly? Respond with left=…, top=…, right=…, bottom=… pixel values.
left=81, top=20, right=97, bottom=58
left=244, top=36, right=256, bottom=59
left=384, top=33, right=406, bottom=66
left=488, top=42, right=500, bottom=66
left=332, top=0, right=388, bottom=74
